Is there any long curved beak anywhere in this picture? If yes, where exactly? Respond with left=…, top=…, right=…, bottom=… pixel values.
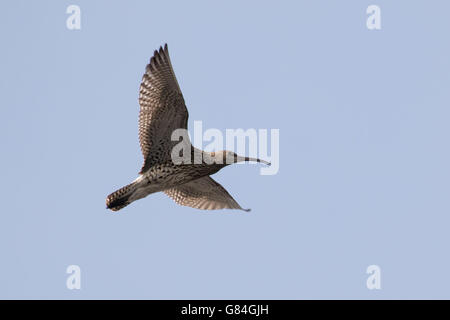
left=236, top=156, right=271, bottom=166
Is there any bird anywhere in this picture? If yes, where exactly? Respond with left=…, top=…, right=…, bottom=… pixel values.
left=106, top=44, right=270, bottom=212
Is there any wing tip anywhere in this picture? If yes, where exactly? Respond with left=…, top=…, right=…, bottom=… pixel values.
left=147, top=43, right=171, bottom=71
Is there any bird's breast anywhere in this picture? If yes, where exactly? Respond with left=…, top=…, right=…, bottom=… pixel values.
left=143, top=163, right=223, bottom=190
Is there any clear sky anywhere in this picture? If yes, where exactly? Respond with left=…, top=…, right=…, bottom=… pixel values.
left=1, top=0, right=450, bottom=299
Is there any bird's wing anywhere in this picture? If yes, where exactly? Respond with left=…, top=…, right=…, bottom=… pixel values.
left=164, top=176, right=249, bottom=211
left=138, top=44, right=189, bottom=173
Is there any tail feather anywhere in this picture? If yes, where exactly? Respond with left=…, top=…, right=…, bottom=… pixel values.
left=106, top=182, right=138, bottom=211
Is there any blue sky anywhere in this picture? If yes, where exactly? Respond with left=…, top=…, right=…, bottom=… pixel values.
left=1, top=0, right=450, bottom=299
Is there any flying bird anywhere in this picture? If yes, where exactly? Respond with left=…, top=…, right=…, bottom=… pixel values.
left=106, top=44, right=270, bottom=212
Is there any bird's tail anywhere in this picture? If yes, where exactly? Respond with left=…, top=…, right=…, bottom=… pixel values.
left=106, top=181, right=138, bottom=211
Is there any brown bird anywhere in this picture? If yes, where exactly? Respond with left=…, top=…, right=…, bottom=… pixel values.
left=106, top=44, right=270, bottom=212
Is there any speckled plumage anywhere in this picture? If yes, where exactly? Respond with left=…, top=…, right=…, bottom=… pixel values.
left=138, top=44, right=187, bottom=173
left=106, top=44, right=267, bottom=212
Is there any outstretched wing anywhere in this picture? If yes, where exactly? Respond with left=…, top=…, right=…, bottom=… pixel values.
left=138, top=44, right=189, bottom=173
left=164, top=176, right=249, bottom=211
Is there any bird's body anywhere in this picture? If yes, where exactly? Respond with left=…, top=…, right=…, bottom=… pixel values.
left=106, top=44, right=269, bottom=212
left=107, top=159, right=225, bottom=211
